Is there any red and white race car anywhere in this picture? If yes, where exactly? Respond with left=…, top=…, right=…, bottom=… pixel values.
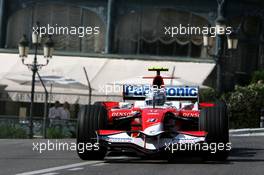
left=77, top=67, right=230, bottom=161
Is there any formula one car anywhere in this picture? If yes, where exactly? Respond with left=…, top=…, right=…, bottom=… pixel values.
left=77, top=67, right=230, bottom=161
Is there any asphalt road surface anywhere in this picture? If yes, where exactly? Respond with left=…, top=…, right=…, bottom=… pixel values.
left=0, top=136, right=263, bottom=175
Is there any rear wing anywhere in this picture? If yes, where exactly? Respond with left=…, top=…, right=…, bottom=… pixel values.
left=123, top=85, right=199, bottom=101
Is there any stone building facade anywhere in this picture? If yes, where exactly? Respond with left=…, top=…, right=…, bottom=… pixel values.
left=0, top=0, right=263, bottom=91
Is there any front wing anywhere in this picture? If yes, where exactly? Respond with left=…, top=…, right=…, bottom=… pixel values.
left=97, top=130, right=207, bottom=154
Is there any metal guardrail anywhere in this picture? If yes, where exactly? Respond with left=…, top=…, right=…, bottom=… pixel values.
left=229, top=128, right=264, bottom=134
left=0, top=116, right=77, bottom=138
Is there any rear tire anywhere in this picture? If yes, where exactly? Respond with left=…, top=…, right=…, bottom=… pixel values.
left=77, top=105, right=108, bottom=160
left=199, top=101, right=230, bottom=161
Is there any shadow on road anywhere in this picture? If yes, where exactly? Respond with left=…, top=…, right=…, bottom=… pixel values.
left=104, top=156, right=230, bottom=165
left=105, top=158, right=230, bottom=165
left=228, top=147, right=264, bottom=162
left=104, top=147, right=264, bottom=164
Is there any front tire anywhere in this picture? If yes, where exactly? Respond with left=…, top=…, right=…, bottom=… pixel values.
left=77, top=105, right=108, bottom=160
left=199, top=101, right=230, bottom=161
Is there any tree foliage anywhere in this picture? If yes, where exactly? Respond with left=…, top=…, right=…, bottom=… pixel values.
left=222, top=83, right=264, bottom=128
left=251, top=69, right=264, bottom=84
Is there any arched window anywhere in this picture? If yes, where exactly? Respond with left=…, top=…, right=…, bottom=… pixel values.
left=114, top=9, right=209, bottom=58
left=6, top=3, right=105, bottom=53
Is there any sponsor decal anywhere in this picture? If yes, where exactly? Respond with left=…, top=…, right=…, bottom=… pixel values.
left=147, top=118, right=157, bottom=122
left=149, top=109, right=158, bottom=113
left=181, top=111, right=200, bottom=117
left=173, top=137, right=204, bottom=143
left=166, top=87, right=198, bottom=98
left=101, top=136, right=132, bottom=143
left=124, top=85, right=198, bottom=98
left=146, top=113, right=159, bottom=115
left=111, top=111, right=132, bottom=117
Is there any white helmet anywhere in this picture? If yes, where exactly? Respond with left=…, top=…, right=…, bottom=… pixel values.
left=145, top=90, right=166, bottom=106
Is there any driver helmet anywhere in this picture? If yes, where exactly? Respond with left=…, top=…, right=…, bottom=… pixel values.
left=145, top=90, right=166, bottom=106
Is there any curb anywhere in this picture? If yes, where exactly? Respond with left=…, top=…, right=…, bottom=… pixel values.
left=229, top=128, right=264, bottom=136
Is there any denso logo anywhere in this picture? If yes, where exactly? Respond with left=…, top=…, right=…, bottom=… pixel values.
left=112, top=112, right=131, bottom=117
left=182, top=111, right=200, bottom=117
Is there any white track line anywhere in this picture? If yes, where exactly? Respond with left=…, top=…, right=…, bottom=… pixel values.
left=16, top=161, right=102, bottom=175
left=67, top=167, right=84, bottom=171
left=91, top=163, right=108, bottom=167
left=40, top=173, right=59, bottom=175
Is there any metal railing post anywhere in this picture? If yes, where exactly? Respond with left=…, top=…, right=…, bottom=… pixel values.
left=36, top=71, right=49, bottom=138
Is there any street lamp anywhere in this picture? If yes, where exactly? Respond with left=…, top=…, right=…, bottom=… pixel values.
left=203, top=30, right=238, bottom=49
left=203, top=25, right=214, bottom=48
left=203, top=0, right=239, bottom=93
left=18, top=22, right=54, bottom=139
left=215, top=16, right=227, bottom=35
left=227, top=30, right=238, bottom=50
left=203, top=27, right=238, bottom=93
left=203, top=34, right=211, bottom=48
left=32, top=25, right=42, bottom=45
left=44, top=35, right=54, bottom=58
left=18, top=35, right=29, bottom=59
